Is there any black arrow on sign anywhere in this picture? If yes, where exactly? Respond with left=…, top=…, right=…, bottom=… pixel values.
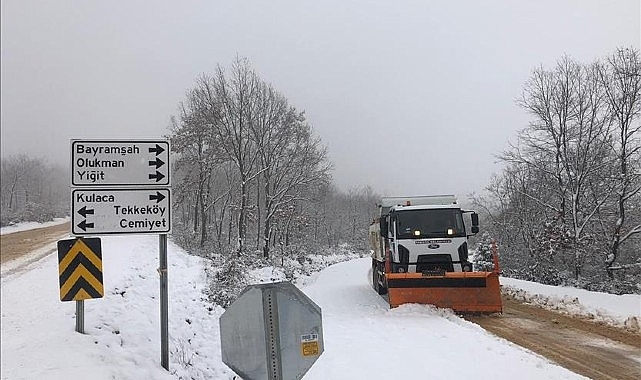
left=149, top=144, right=165, bottom=156
left=148, top=157, right=165, bottom=169
left=77, top=206, right=95, bottom=218
left=149, top=171, right=166, bottom=182
left=77, top=220, right=94, bottom=231
left=149, top=191, right=166, bottom=203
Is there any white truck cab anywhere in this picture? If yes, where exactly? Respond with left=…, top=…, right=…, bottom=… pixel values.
left=371, top=195, right=479, bottom=279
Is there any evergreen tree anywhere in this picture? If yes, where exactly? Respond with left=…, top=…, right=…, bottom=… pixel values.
left=472, top=232, right=495, bottom=272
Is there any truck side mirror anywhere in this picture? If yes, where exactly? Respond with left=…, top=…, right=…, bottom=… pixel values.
left=471, top=213, right=479, bottom=234
left=379, top=217, right=388, bottom=237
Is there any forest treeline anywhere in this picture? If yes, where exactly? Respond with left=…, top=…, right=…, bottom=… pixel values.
left=2, top=48, right=638, bottom=297
left=0, top=155, right=68, bottom=226
left=473, top=47, right=640, bottom=293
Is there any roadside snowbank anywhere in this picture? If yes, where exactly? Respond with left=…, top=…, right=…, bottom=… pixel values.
left=501, top=277, right=640, bottom=331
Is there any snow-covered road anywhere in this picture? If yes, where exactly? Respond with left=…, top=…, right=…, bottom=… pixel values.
left=303, top=258, right=584, bottom=379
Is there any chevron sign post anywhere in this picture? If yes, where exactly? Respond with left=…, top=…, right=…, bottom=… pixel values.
left=58, top=237, right=104, bottom=301
left=58, top=237, right=103, bottom=334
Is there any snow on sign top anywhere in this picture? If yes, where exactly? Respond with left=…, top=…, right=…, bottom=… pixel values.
left=71, top=140, right=170, bottom=187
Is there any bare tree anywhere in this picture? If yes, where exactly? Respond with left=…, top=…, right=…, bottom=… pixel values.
left=169, top=92, right=227, bottom=248
left=504, top=57, right=610, bottom=277
left=598, top=48, right=641, bottom=275
left=213, top=59, right=262, bottom=255
left=248, top=81, right=291, bottom=257
left=1, top=154, right=32, bottom=213
left=496, top=53, right=633, bottom=281
left=170, top=57, right=334, bottom=260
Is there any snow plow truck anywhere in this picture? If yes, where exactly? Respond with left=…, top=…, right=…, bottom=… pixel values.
left=369, top=195, right=502, bottom=313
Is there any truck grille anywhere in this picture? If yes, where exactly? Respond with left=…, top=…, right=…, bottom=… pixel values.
left=416, top=254, right=454, bottom=273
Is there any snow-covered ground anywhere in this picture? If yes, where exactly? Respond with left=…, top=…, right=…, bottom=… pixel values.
left=2, top=229, right=639, bottom=379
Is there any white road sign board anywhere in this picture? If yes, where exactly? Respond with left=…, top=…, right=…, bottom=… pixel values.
left=71, top=140, right=170, bottom=186
left=72, top=188, right=171, bottom=235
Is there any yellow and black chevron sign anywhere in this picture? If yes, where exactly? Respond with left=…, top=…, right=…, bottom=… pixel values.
left=57, top=237, right=104, bottom=301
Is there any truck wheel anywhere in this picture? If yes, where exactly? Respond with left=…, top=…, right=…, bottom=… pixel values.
left=373, top=261, right=387, bottom=295
left=372, top=260, right=379, bottom=293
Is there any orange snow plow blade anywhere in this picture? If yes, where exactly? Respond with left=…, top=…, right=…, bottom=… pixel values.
left=386, top=271, right=502, bottom=313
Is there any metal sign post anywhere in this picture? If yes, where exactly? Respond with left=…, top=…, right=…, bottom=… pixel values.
left=76, top=300, right=85, bottom=333
left=159, top=234, right=169, bottom=370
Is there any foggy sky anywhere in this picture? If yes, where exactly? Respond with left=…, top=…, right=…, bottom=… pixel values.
left=1, top=0, right=639, bottom=197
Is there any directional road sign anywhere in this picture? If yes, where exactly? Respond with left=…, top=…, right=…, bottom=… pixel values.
left=71, top=140, right=170, bottom=187
left=220, top=282, right=324, bottom=380
left=58, top=237, right=104, bottom=301
left=72, top=188, right=171, bottom=235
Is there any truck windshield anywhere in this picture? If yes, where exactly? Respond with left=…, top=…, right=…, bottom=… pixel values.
left=394, top=209, right=465, bottom=238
